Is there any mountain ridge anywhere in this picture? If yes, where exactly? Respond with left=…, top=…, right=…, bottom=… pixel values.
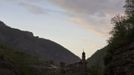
left=0, top=20, right=80, bottom=64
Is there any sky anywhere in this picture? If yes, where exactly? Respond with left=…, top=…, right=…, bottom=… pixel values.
left=0, top=0, right=125, bottom=58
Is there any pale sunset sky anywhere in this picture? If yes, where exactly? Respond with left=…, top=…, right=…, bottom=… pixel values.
left=0, top=0, right=125, bottom=58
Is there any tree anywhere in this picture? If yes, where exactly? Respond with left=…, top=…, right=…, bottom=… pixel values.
left=105, top=0, right=134, bottom=75
left=108, top=15, right=127, bottom=47
left=124, top=0, right=134, bottom=16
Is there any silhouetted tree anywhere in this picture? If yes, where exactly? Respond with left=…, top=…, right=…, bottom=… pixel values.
left=124, top=0, right=134, bottom=16
left=105, top=0, right=134, bottom=75
left=108, top=0, right=134, bottom=48
left=108, top=15, right=128, bottom=50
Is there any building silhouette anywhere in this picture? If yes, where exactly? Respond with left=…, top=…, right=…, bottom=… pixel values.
left=64, top=51, right=88, bottom=75
left=81, top=51, right=87, bottom=75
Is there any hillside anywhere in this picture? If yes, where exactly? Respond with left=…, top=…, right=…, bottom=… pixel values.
left=0, top=43, right=60, bottom=75
left=87, top=47, right=108, bottom=75
left=0, top=21, right=80, bottom=64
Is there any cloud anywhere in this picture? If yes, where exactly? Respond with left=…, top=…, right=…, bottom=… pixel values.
left=68, top=15, right=112, bottom=37
left=50, top=0, right=124, bottom=16
left=1, top=0, right=125, bottom=37
left=0, top=0, right=46, bottom=14
left=49, top=0, right=125, bottom=36
left=19, top=2, right=46, bottom=14
left=20, top=1, right=77, bottom=16
left=1, top=0, right=72, bottom=15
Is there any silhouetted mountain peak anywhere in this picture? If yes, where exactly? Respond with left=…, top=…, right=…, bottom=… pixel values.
left=0, top=21, right=7, bottom=27
left=0, top=20, right=80, bottom=64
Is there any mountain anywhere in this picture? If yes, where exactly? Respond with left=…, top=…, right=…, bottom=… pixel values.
left=0, top=20, right=80, bottom=64
left=0, top=42, right=61, bottom=75
left=87, top=46, right=108, bottom=75
left=0, top=44, right=41, bottom=75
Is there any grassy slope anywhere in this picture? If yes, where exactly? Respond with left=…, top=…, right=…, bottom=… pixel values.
left=0, top=43, right=51, bottom=75
left=87, top=46, right=108, bottom=75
